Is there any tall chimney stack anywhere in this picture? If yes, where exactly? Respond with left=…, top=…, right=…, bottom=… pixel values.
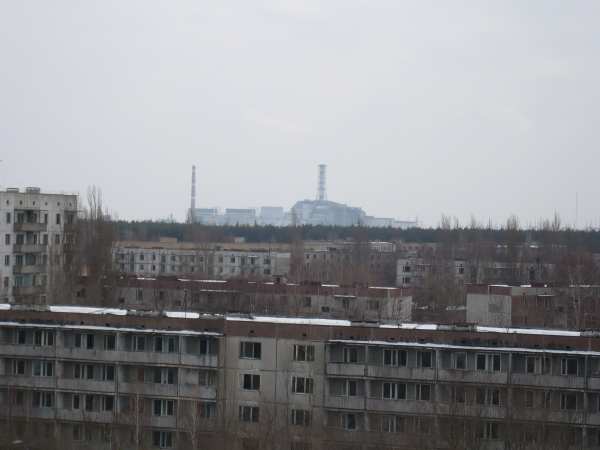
left=317, top=164, right=327, bottom=201
left=190, top=165, right=196, bottom=214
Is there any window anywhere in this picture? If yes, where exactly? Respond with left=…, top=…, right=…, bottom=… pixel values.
left=34, top=330, right=54, bottom=346
left=526, top=356, right=537, bottom=374
left=17, top=329, right=26, bottom=344
left=104, top=335, right=116, bottom=351
left=32, top=360, right=54, bottom=377
left=383, top=382, right=406, bottom=400
left=343, top=413, right=357, bottom=430
left=543, top=391, right=552, bottom=409
left=85, top=395, right=94, bottom=411
left=343, top=347, right=360, bottom=363
left=381, top=415, right=404, bottom=433
left=56, top=213, right=61, bottom=225
left=383, top=348, right=407, bottom=367
left=199, top=338, right=212, bottom=355
left=6, top=212, right=10, bottom=224
left=155, top=336, right=177, bottom=353
left=54, top=234, right=60, bottom=244
left=11, top=359, right=25, bottom=375
left=4, top=255, right=9, bottom=266
left=347, top=380, right=358, bottom=396
left=243, top=374, right=261, bottom=391
left=73, top=394, right=80, bottom=410
left=293, top=344, right=315, bottom=362
left=453, top=386, right=466, bottom=403
left=133, top=335, right=145, bottom=351
left=153, top=399, right=175, bottom=416
left=4, top=234, right=10, bottom=245
left=152, top=431, right=173, bottom=448
left=478, top=353, right=502, bottom=371
left=199, top=402, right=217, bottom=418
left=367, top=299, right=379, bottom=311
left=561, top=358, right=578, bottom=376
left=153, top=367, right=176, bottom=385
left=416, top=384, right=431, bottom=401
left=103, top=396, right=114, bottom=411
left=101, top=365, right=115, bottom=381
left=453, top=352, right=467, bottom=370
left=240, top=341, right=261, bottom=359
left=292, top=376, right=314, bottom=394
left=291, top=409, right=311, bottom=426
left=418, top=351, right=432, bottom=368
left=477, top=388, right=501, bottom=406
left=525, top=390, right=534, bottom=408
left=43, top=234, right=48, bottom=245
left=479, top=422, right=499, bottom=440
left=239, top=405, right=260, bottom=423
left=32, top=391, right=53, bottom=408
left=199, top=370, right=216, bottom=386
left=561, top=393, right=577, bottom=411
left=75, top=333, right=95, bottom=349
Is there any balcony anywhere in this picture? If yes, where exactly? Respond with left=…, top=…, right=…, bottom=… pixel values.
left=511, top=373, right=585, bottom=390
left=365, top=398, right=435, bottom=415
left=57, top=347, right=122, bottom=362
left=325, top=395, right=366, bottom=410
left=119, top=382, right=178, bottom=397
left=0, top=344, right=56, bottom=358
left=179, top=384, right=217, bottom=399
left=0, top=375, right=56, bottom=390
left=437, top=369, right=508, bottom=385
left=327, top=362, right=366, bottom=377
left=366, top=365, right=435, bottom=381
left=14, top=222, right=47, bottom=232
left=13, top=244, right=47, bottom=253
left=512, top=407, right=584, bottom=424
left=13, top=286, right=45, bottom=296
left=56, top=378, right=116, bottom=393
left=57, top=409, right=115, bottom=424
left=436, top=402, right=507, bottom=419
left=13, top=264, right=47, bottom=275
left=180, top=353, right=219, bottom=368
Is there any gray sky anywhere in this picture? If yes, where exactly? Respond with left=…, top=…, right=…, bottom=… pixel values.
left=1, top=1, right=599, bottom=227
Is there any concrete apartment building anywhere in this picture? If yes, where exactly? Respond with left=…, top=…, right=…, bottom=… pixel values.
left=2, top=305, right=600, bottom=449
left=466, top=284, right=600, bottom=330
left=92, top=277, right=414, bottom=324
left=112, top=239, right=291, bottom=280
left=0, top=187, right=78, bottom=304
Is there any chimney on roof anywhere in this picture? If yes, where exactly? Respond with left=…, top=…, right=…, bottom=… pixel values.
left=317, top=164, right=327, bottom=201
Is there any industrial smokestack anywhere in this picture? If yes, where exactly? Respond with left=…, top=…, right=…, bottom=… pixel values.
left=317, top=164, right=327, bottom=201
left=190, top=165, right=196, bottom=212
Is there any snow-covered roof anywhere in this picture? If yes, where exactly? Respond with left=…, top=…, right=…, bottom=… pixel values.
left=0, top=304, right=594, bottom=340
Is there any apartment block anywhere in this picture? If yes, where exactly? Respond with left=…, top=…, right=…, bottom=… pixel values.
left=2, top=305, right=600, bottom=449
left=0, top=187, right=78, bottom=304
left=112, top=240, right=291, bottom=280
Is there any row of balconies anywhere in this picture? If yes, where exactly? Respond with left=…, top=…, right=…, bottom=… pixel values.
left=0, top=375, right=217, bottom=398
left=326, top=362, right=599, bottom=390
left=0, top=345, right=219, bottom=367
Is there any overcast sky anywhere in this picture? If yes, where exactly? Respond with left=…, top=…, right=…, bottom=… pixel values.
left=1, top=1, right=599, bottom=227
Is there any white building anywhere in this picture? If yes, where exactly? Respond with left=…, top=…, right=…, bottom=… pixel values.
left=0, top=187, right=78, bottom=304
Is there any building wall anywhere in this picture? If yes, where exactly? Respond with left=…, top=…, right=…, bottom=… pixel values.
left=2, top=309, right=600, bottom=449
left=0, top=189, right=77, bottom=304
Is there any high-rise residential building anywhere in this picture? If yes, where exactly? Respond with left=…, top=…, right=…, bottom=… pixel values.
left=0, top=187, right=77, bottom=304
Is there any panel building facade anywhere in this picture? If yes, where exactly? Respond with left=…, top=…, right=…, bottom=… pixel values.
left=2, top=305, right=600, bottom=449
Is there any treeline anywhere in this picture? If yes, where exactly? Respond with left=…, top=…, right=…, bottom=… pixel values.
left=114, top=220, right=600, bottom=252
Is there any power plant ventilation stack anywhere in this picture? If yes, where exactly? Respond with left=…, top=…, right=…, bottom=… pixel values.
left=190, top=165, right=196, bottom=222
left=317, top=164, right=327, bottom=201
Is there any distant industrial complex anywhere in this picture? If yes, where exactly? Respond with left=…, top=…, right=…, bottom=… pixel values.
left=188, top=164, right=418, bottom=228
